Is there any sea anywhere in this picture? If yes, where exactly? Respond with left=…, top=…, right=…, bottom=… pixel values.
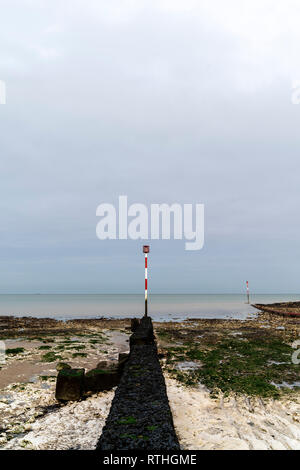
left=0, top=294, right=299, bottom=322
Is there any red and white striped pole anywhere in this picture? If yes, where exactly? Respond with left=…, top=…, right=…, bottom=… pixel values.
left=143, top=245, right=150, bottom=317
left=246, top=280, right=250, bottom=304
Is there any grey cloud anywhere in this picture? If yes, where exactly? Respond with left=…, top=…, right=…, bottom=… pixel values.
left=0, top=1, right=300, bottom=293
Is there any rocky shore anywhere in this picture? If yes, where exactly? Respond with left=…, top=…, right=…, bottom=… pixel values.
left=0, top=313, right=299, bottom=450
left=0, top=317, right=131, bottom=449
left=155, top=312, right=300, bottom=450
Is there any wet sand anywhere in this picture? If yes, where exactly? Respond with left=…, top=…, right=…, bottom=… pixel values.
left=0, top=331, right=130, bottom=390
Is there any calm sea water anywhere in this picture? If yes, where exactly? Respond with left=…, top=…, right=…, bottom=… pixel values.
left=0, top=294, right=299, bottom=322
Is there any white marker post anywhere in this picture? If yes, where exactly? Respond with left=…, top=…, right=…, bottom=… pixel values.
left=246, top=280, right=250, bottom=304
left=143, top=245, right=150, bottom=317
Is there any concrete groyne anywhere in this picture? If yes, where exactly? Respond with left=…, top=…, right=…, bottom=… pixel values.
left=97, top=317, right=180, bottom=450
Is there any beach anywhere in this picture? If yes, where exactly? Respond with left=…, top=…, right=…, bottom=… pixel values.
left=156, top=315, right=300, bottom=450
left=0, top=313, right=299, bottom=450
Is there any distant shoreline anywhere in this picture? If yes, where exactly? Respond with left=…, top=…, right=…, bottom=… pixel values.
left=3, top=293, right=300, bottom=321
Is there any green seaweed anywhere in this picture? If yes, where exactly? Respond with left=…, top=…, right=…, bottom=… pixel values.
left=6, top=348, right=25, bottom=355
left=41, top=352, right=62, bottom=362
left=117, top=416, right=137, bottom=425
left=72, top=352, right=87, bottom=358
left=164, top=336, right=298, bottom=398
left=146, top=425, right=158, bottom=431
left=59, top=368, right=84, bottom=377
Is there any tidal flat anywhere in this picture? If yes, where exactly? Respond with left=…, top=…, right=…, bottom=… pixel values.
left=0, top=317, right=130, bottom=449
left=0, top=313, right=299, bottom=450
left=155, top=313, right=300, bottom=449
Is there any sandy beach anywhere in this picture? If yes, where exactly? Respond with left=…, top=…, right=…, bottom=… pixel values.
left=0, top=313, right=299, bottom=450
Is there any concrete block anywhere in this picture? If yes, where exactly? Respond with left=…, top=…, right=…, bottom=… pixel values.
left=55, top=368, right=85, bottom=401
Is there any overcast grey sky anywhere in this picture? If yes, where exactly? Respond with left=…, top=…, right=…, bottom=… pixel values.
left=1, top=0, right=300, bottom=294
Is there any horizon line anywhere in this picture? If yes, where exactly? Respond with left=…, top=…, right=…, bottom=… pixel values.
left=0, top=292, right=299, bottom=296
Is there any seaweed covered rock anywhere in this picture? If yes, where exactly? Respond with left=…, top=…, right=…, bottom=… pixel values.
left=56, top=362, right=72, bottom=371
left=84, top=368, right=120, bottom=392
left=130, top=316, right=154, bottom=347
left=119, top=352, right=129, bottom=362
left=96, top=360, right=117, bottom=371
left=118, top=353, right=129, bottom=373
left=55, top=368, right=85, bottom=401
left=131, top=318, right=140, bottom=332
